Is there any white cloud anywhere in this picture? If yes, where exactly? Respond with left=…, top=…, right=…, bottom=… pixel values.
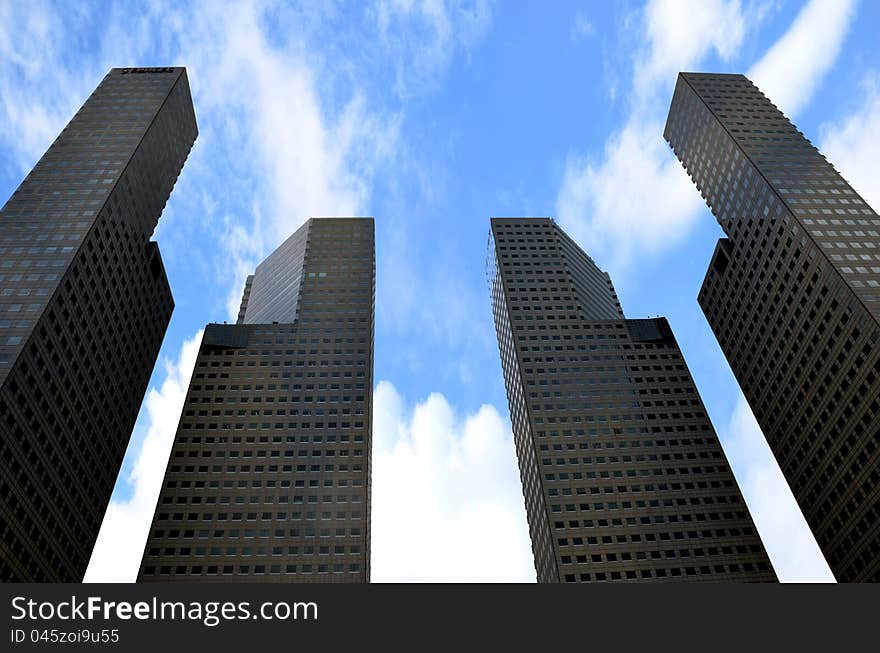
left=555, top=1, right=853, bottom=583
left=371, top=381, right=534, bottom=581
left=84, top=331, right=203, bottom=583
left=748, top=0, right=857, bottom=118
left=820, top=73, right=880, bottom=210
left=373, top=0, right=492, bottom=98
left=557, top=0, right=747, bottom=270
left=721, top=395, right=835, bottom=582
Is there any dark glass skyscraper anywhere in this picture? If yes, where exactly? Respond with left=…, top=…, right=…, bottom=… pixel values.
left=139, top=217, right=375, bottom=583
left=488, top=217, right=775, bottom=582
left=0, top=67, right=197, bottom=582
left=665, top=72, right=880, bottom=582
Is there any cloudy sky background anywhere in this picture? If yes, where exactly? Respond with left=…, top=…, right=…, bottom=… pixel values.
left=1, top=0, right=877, bottom=582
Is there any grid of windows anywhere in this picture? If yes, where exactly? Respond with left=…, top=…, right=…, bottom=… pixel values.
left=139, top=218, right=374, bottom=583
left=488, top=217, right=775, bottom=582
left=665, top=72, right=880, bottom=581
left=0, top=67, right=197, bottom=582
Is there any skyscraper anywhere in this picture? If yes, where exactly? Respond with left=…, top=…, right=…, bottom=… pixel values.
left=0, top=67, right=197, bottom=582
left=665, top=72, right=880, bottom=582
left=488, top=217, right=775, bottom=582
left=139, top=217, right=375, bottom=583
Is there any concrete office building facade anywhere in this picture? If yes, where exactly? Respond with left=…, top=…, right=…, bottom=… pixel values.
left=488, top=217, right=775, bottom=582
left=665, top=72, right=880, bottom=581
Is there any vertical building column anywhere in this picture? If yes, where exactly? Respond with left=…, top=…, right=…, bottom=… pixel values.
left=0, top=67, right=197, bottom=582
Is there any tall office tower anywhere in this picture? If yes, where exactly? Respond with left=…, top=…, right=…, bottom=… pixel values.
left=0, top=67, right=197, bottom=582
left=665, top=72, right=880, bottom=582
left=487, top=217, right=775, bottom=583
left=139, top=217, right=375, bottom=583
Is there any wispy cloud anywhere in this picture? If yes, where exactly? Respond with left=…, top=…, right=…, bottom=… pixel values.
left=570, top=11, right=595, bottom=43
left=373, top=0, right=492, bottom=99
left=748, top=0, right=857, bottom=118
left=820, top=72, right=880, bottom=210
left=555, top=0, right=857, bottom=273
left=371, top=381, right=534, bottom=581
left=555, top=118, right=704, bottom=268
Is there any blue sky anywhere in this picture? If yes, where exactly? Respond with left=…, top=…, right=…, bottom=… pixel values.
left=1, top=0, right=878, bottom=582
